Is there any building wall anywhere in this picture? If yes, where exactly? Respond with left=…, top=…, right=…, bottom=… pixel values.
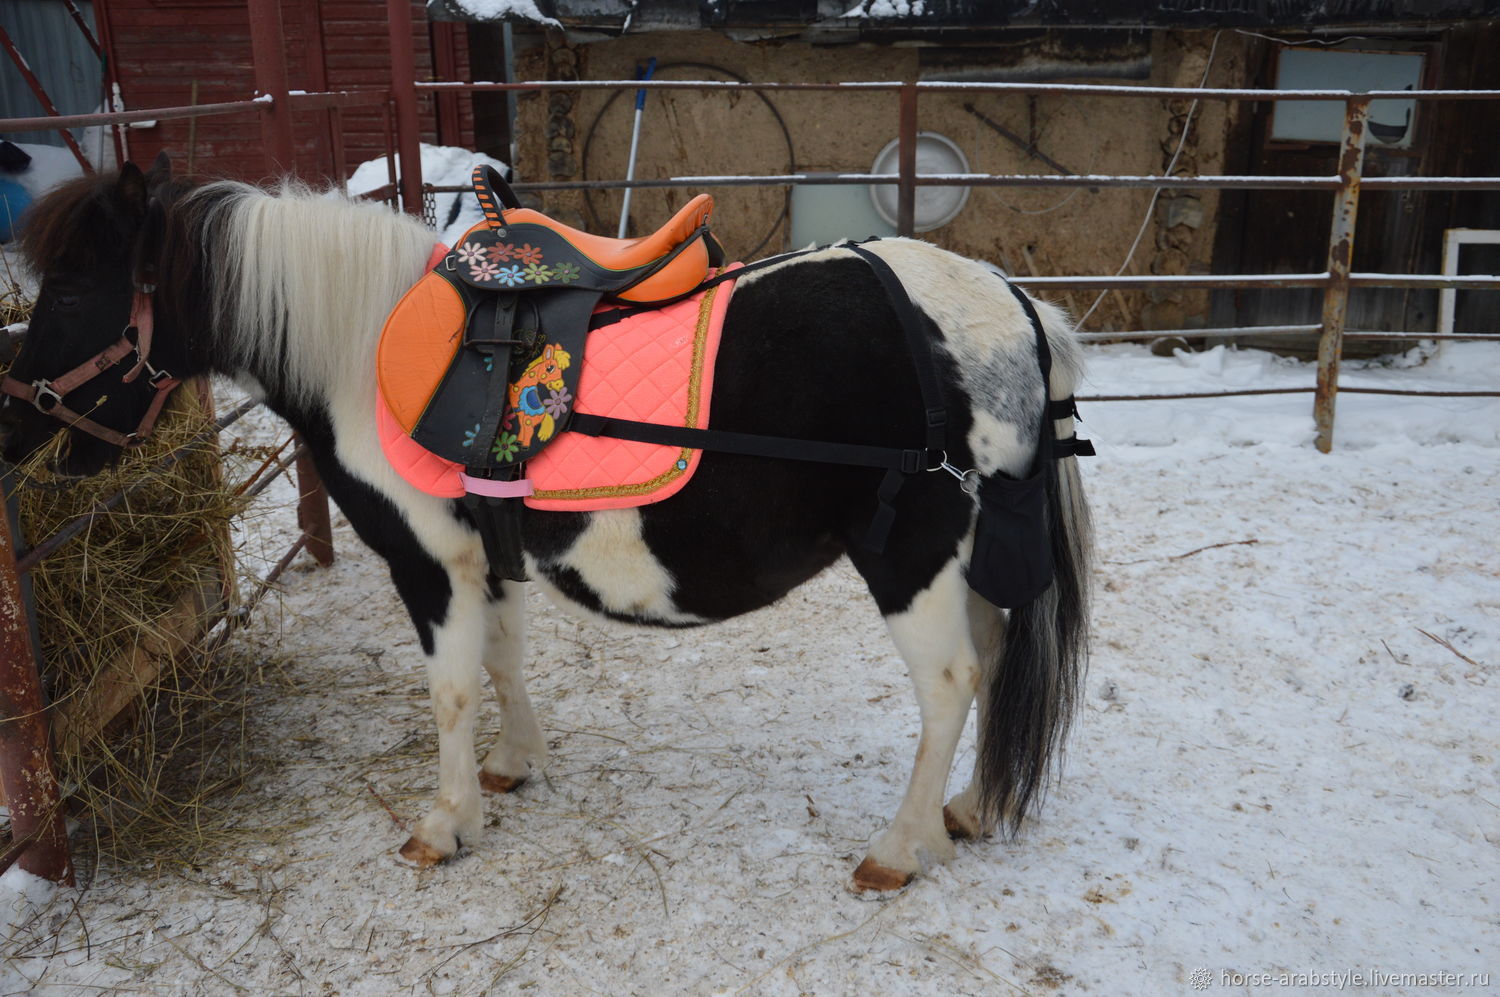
left=102, top=0, right=473, bottom=183
left=512, top=28, right=1257, bottom=332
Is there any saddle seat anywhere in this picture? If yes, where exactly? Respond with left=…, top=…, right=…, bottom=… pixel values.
left=468, top=162, right=717, bottom=303
left=502, top=193, right=713, bottom=274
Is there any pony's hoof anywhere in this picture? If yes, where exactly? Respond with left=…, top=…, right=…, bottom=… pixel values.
left=398, top=835, right=451, bottom=867
left=852, top=857, right=914, bottom=893
left=479, top=771, right=526, bottom=794
left=943, top=804, right=978, bottom=840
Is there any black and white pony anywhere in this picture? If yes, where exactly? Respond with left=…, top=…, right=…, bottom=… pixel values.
left=2, top=160, right=1091, bottom=891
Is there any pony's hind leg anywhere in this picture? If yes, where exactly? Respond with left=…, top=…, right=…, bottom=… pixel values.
left=478, top=578, right=547, bottom=793
left=854, top=556, right=979, bottom=891
left=942, top=589, right=1005, bottom=841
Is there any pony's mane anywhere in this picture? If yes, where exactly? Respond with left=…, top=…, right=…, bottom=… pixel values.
left=19, top=173, right=134, bottom=277
left=20, top=172, right=435, bottom=409
left=188, top=180, right=436, bottom=407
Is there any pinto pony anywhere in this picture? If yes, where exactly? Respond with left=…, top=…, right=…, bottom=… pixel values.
left=1, top=160, right=1091, bottom=891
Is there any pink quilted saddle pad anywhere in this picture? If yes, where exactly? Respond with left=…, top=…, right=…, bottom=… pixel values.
left=376, top=268, right=738, bottom=512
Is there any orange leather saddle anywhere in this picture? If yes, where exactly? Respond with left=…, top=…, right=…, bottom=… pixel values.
left=377, top=166, right=724, bottom=476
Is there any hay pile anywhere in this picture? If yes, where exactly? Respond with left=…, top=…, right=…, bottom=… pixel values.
left=3, top=283, right=269, bottom=869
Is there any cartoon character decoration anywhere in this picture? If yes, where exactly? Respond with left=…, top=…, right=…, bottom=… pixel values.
left=495, top=344, right=573, bottom=461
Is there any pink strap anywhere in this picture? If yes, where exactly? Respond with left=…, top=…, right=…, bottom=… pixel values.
left=121, top=290, right=154, bottom=383
left=459, top=474, right=535, bottom=498
left=426, top=242, right=449, bottom=270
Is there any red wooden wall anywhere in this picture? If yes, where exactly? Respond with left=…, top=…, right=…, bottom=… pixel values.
left=97, top=0, right=473, bottom=183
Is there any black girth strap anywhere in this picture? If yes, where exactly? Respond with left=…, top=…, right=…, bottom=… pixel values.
left=568, top=414, right=926, bottom=474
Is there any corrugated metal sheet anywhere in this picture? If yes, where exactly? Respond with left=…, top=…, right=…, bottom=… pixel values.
left=0, top=0, right=103, bottom=151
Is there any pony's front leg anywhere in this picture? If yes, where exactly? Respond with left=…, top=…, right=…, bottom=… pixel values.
left=398, top=555, right=490, bottom=867
left=478, top=578, right=547, bottom=793
left=854, top=558, right=979, bottom=892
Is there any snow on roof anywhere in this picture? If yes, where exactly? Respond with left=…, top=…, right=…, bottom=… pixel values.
left=435, top=0, right=560, bottom=26
left=843, top=0, right=930, bottom=17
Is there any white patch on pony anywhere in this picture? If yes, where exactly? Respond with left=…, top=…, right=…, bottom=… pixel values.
left=541, top=509, right=708, bottom=626
left=732, top=243, right=861, bottom=289
left=964, top=412, right=1029, bottom=478
left=858, top=238, right=1084, bottom=478
left=230, top=372, right=269, bottom=402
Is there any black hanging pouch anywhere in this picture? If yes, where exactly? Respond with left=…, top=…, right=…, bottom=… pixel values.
left=968, top=467, right=1052, bottom=609
left=964, top=276, right=1090, bottom=609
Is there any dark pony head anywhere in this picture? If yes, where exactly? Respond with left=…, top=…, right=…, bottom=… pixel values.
left=1, top=153, right=198, bottom=476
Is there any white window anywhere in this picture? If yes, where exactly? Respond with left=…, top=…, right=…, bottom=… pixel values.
left=1271, top=49, right=1426, bottom=149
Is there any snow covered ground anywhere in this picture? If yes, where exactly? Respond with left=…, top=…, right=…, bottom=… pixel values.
left=3, top=337, right=1497, bottom=996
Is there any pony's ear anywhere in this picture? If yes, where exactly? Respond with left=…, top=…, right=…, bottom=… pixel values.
left=146, top=151, right=172, bottom=188
left=115, top=162, right=149, bottom=215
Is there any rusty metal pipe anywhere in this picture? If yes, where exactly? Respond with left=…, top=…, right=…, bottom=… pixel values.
left=61, top=0, right=104, bottom=59
left=1, top=101, right=265, bottom=133
left=0, top=92, right=386, bottom=136
left=1314, top=98, right=1370, bottom=454
left=0, top=484, right=72, bottom=884
left=1080, top=386, right=1500, bottom=402
left=369, top=172, right=1500, bottom=194
left=294, top=447, right=334, bottom=568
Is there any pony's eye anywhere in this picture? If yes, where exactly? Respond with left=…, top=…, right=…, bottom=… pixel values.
left=55, top=295, right=80, bottom=309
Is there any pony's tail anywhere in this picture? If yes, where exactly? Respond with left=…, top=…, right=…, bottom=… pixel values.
left=977, top=304, right=1093, bottom=833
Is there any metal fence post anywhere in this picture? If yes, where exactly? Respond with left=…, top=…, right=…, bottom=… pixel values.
left=293, top=444, right=335, bottom=568
left=897, top=82, right=917, bottom=237
left=0, top=480, right=73, bottom=884
left=1313, top=97, right=1370, bottom=454
left=387, top=0, right=425, bottom=217
left=246, top=0, right=295, bottom=176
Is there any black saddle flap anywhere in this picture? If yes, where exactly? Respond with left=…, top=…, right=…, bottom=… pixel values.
left=410, top=289, right=600, bottom=469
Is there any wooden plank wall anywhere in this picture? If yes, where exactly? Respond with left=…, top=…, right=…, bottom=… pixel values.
left=103, top=0, right=473, bottom=183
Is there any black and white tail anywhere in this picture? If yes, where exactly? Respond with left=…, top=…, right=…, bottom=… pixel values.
left=977, top=300, right=1093, bottom=831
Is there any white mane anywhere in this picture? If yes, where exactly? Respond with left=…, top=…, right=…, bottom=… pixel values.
left=193, top=180, right=436, bottom=407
